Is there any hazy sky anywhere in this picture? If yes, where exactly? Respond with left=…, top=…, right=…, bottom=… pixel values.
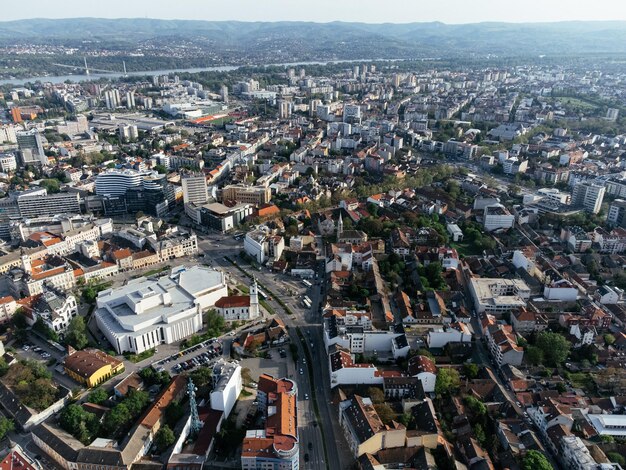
left=3, top=0, right=626, bottom=23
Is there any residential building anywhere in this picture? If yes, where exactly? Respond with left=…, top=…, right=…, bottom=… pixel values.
left=95, top=266, right=227, bottom=354
left=339, top=395, right=406, bottom=457
left=244, top=228, right=284, bottom=264
left=211, top=359, right=242, bottom=418
left=469, top=278, right=530, bottom=314
left=64, top=348, right=125, bottom=387
left=486, top=324, right=524, bottom=366
left=447, top=223, right=464, bottom=242
left=607, top=199, right=626, bottom=228
left=0, top=295, right=17, bottom=324
left=483, top=203, right=515, bottom=232
left=571, top=182, right=605, bottom=214
left=241, top=374, right=299, bottom=470
left=32, top=290, right=78, bottom=334
left=407, top=355, right=437, bottom=393
left=182, top=174, right=209, bottom=205
left=0, top=153, right=17, bottom=172
left=426, top=323, right=472, bottom=348
left=221, top=184, right=271, bottom=206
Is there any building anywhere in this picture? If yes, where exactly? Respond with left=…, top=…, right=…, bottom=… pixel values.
left=0, top=153, right=17, bottom=172
left=278, top=100, right=291, bottom=119
left=0, top=444, right=41, bottom=470
left=182, top=174, right=209, bottom=205
left=210, top=359, right=242, bottom=418
left=426, top=323, right=472, bottom=348
left=64, top=348, right=125, bottom=387
left=0, top=296, right=17, bottom=324
left=95, top=266, right=227, bottom=354
left=469, top=278, right=530, bottom=314
left=221, top=184, right=271, bottom=206
left=95, top=169, right=150, bottom=196
left=199, top=202, right=253, bottom=233
left=407, top=355, right=437, bottom=393
left=215, top=279, right=260, bottom=321
left=571, top=182, right=605, bottom=215
left=483, top=204, right=515, bottom=232
left=241, top=374, right=299, bottom=470
left=607, top=199, right=626, bottom=228
left=16, top=192, right=81, bottom=218
left=447, top=223, right=464, bottom=242
left=486, top=324, right=524, bottom=366
left=339, top=395, right=406, bottom=457
left=586, top=414, right=626, bottom=437
left=244, top=229, right=284, bottom=265
left=606, top=107, right=619, bottom=121
left=16, top=129, right=47, bottom=166
left=118, top=124, right=138, bottom=141
left=32, top=290, right=78, bottom=334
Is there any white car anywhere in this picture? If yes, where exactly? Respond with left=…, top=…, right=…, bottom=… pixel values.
left=299, top=369, right=303, bottom=375
left=304, top=393, right=309, bottom=400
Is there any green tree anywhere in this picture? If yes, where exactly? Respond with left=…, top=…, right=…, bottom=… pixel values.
left=536, top=332, right=570, bottom=366
left=374, top=403, right=395, bottom=425
left=462, top=363, right=479, bottom=379
left=154, top=425, right=176, bottom=451
left=464, top=396, right=487, bottom=417
left=153, top=164, right=168, bottom=174
left=435, top=368, right=460, bottom=397
left=165, top=400, right=185, bottom=427
left=190, top=367, right=213, bottom=388
left=65, top=316, right=89, bottom=350
left=39, top=178, right=60, bottom=193
left=526, top=346, right=544, bottom=365
left=205, top=309, right=225, bottom=337
left=604, top=334, right=616, bottom=346
left=0, top=357, right=8, bottom=377
left=367, top=387, right=385, bottom=404
left=88, top=387, right=109, bottom=405
left=0, top=416, right=14, bottom=441
left=521, top=450, right=553, bottom=470
left=607, top=452, right=625, bottom=467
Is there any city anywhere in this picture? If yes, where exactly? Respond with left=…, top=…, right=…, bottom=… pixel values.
left=1, top=2, right=626, bottom=470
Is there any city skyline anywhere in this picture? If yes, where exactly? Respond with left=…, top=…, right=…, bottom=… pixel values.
left=3, top=0, right=626, bottom=24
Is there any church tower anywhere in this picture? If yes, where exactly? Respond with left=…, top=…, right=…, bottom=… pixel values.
left=249, top=277, right=260, bottom=319
left=337, top=212, right=344, bottom=237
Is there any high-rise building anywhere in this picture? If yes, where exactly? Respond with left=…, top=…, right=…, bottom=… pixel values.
left=607, top=199, right=626, bottom=228
left=571, top=182, right=606, bottom=214
left=278, top=100, right=291, bottom=119
left=17, top=191, right=81, bottom=218
left=182, top=174, right=209, bottom=205
left=118, top=124, right=138, bottom=141
left=104, top=89, right=121, bottom=109
left=16, top=129, right=47, bottom=166
left=353, top=65, right=360, bottom=79
left=95, top=169, right=149, bottom=196
left=125, top=91, right=136, bottom=109
left=0, top=124, right=18, bottom=144
left=220, top=85, right=229, bottom=104
left=606, top=108, right=619, bottom=121
left=0, top=153, right=17, bottom=172
left=343, top=104, right=362, bottom=124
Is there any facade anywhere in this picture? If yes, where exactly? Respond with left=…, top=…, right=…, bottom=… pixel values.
left=17, top=192, right=81, bottom=218
left=486, top=324, right=524, bottom=366
left=607, top=199, right=626, bottom=228
left=483, top=204, right=515, bottom=232
left=16, top=129, right=47, bottom=165
left=407, top=355, right=437, bottom=393
left=571, top=182, right=605, bottom=214
left=0, top=153, right=17, bottom=172
left=210, top=359, right=242, bottom=418
left=182, top=174, right=209, bottom=205
left=95, top=169, right=150, bottom=196
left=222, top=184, right=271, bottom=206
left=0, top=295, right=17, bottom=324
left=33, top=290, right=78, bottom=333
left=199, top=202, right=253, bottom=233
left=64, top=348, right=125, bottom=388
left=244, top=229, right=285, bottom=265
left=95, top=266, right=227, bottom=354
left=241, top=374, right=299, bottom=470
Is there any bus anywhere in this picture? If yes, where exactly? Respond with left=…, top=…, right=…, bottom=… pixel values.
left=303, top=295, right=311, bottom=305
left=302, top=298, right=312, bottom=309
left=302, top=279, right=312, bottom=288
left=257, top=289, right=268, bottom=300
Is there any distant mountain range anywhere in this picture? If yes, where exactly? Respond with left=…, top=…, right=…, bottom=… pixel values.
left=2, top=18, right=626, bottom=57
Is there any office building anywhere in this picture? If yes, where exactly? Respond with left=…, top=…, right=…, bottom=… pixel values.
left=0, top=124, right=18, bottom=144
left=16, top=129, right=47, bottom=166
left=221, top=184, right=271, bottom=206
left=199, top=202, right=253, bottom=232
left=182, top=174, right=209, bottom=205
left=95, top=169, right=150, bottom=196
left=607, top=199, right=626, bottom=228
left=16, top=191, right=81, bottom=218
left=95, top=266, right=227, bottom=354
left=571, top=182, right=605, bottom=214
left=483, top=204, right=515, bottom=231
left=241, top=374, right=299, bottom=470
left=469, top=278, right=530, bottom=314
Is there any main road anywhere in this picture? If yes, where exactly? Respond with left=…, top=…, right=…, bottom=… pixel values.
left=197, top=232, right=352, bottom=470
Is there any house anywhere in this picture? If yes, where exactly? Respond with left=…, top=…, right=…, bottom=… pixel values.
left=407, top=355, right=437, bottom=393
left=511, top=307, right=549, bottom=335
left=485, top=324, right=524, bottom=366
left=447, top=223, right=464, bottom=242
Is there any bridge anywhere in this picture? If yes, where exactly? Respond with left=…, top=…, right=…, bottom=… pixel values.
left=51, top=58, right=127, bottom=75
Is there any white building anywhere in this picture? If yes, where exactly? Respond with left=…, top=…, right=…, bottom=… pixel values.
left=95, top=169, right=152, bottom=196
left=483, top=204, right=515, bottom=232
left=446, top=223, right=463, bottom=242
left=329, top=346, right=383, bottom=388
left=215, top=279, right=261, bottom=321
left=181, top=174, right=208, bottom=205
left=0, top=153, right=17, bottom=172
left=586, top=414, right=626, bottom=437
left=543, top=279, right=578, bottom=302
left=211, top=359, right=242, bottom=418
left=244, top=228, right=284, bottom=265
left=469, top=278, right=530, bottom=314
left=426, top=323, right=472, bottom=348
left=571, top=182, right=605, bottom=215
left=407, top=355, right=437, bottom=393
left=32, top=290, right=78, bottom=334
left=95, top=266, right=227, bottom=354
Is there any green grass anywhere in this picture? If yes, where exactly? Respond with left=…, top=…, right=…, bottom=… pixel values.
left=142, top=266, right=170, bottom=277
left=240, top=389, right=253, bottom=397
left=124, top=348, right=156, bottom=363
left=451, top=241, right=483, bottom=257
left=237, top=284, right=250, bottom=294
left=260, top=300, right=275, bottom=316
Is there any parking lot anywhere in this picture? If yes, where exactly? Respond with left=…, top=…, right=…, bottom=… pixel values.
left=152, top=338, right=224, bottom=374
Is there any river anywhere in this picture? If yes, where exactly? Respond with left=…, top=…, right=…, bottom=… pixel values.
left=0, top=59, right=402, bottom=86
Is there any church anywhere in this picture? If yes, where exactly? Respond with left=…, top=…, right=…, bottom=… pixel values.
left=215, top=278, right=261, bottom=321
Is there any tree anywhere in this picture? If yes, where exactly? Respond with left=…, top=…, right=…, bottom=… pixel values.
left=521, top=450, right=553, bottom=470
left=367, top=387, right=385, bottom=404
left=154, top=425, right=176, bottom=451
left=59, top=404, right=99, bottom=444
left=153, top=164, right=168, bottom=174
left=205, top=309, right=225, bottom=338
left=604, top=334, right=616, bottom=346
left=88, top=387, right=109, bottom=405
left=607, top=452, right=625, bottom=467
left=435, top=368, right=460, bottom=397
left=165, top=400, right=185, bottom=427
left=65, top=316, right=89, bottom=350
left=463, top=363, right=479, bottom=379
left=526, top=346, right=544, bottom=365
left=190, top=367, right=212, bottom=388
left=464, top=396, right=487, bottom=417
left=374, top=403, right=395, bottom=425
left=0, top=416, right=14, bottom=441
left=39, top=178, right=60, bottom=193
left=0, top=357, right=8, bottom=377
left=536, top=332, right=570, bottom=366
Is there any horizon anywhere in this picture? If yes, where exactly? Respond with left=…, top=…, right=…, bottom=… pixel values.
left=3, top=0, right=626, bottom=24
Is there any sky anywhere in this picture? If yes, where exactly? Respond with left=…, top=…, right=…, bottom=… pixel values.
left=3, top=0, right=626, bottom=24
